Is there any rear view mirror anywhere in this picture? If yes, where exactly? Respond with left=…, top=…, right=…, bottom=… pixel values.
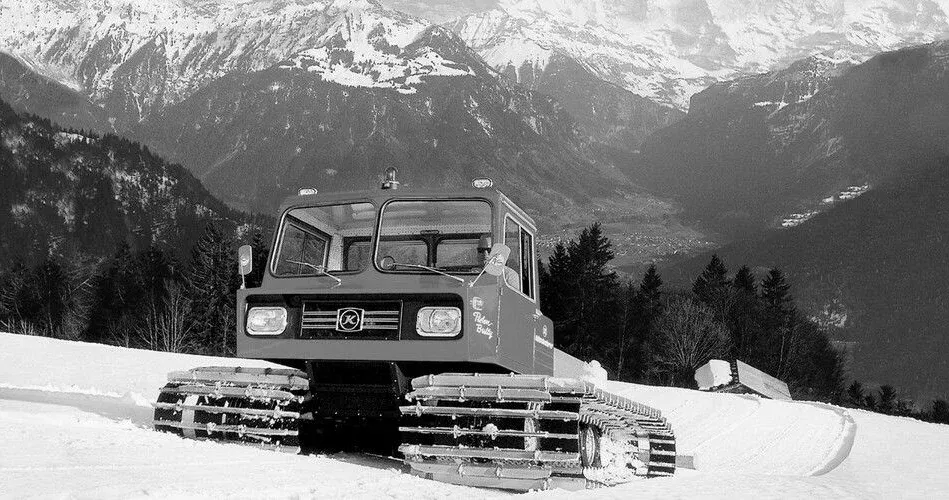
left=238, top=245, right=253, bottom=276
left=483, top=243, right=510, bottom=277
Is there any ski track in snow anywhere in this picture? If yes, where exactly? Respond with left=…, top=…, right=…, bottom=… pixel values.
left=2, top=333, right=949, bottom=499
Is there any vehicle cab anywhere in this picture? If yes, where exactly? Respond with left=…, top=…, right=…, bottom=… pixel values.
left=236, top=175, right=554, bottom=380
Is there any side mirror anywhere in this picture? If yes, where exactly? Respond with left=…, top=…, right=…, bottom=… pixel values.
left=483, top=243, right=511, bottom=277
left=238, top=245, right=253, bottom=276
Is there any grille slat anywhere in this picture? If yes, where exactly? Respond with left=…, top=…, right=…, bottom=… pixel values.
left=300, top=301, right=402, bottom=340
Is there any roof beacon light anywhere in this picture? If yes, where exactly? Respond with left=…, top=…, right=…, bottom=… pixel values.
left=471, top=177, right=494, bottom=189
left=381, top=167, right=400, bottom=190
left=298, top=188, right=318, bottom=196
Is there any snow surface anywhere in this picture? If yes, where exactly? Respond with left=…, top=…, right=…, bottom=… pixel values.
left=2, top=332, right=949, bottom=498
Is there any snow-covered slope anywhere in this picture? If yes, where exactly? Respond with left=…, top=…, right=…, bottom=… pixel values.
left=451, top=0, right=949, bottom=109
left=3, top=332, right=949, bottom=498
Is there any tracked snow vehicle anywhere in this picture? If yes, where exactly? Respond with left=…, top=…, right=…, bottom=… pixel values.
left=153, top=171, right=676, bottom=490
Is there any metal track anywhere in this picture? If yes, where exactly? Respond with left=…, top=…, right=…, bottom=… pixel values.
left=398, top=373, right=676, bottom=491
left=153, top=366, right=309, bottom=451
left=152, top=368, right=675, bottom=491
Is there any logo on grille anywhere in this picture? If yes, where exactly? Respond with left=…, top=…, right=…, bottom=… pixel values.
left=335, top=308, right=364, bottom=332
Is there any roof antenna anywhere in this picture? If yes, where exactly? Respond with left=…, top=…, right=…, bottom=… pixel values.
left=381, top=167, right=400, bottom=190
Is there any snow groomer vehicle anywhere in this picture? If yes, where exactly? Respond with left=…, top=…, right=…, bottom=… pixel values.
left=154, top=169, right=676, bottom=490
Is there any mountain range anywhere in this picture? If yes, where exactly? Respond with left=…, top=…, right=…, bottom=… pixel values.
left=635, top=40, right=949, bottom=239
left=0, top=0, right=386, bottom=128
left=135, top=22, right=643, bottom=221
left=0, top=0, right=699, bottom=264
left=451, top=0, right=949, bottom=109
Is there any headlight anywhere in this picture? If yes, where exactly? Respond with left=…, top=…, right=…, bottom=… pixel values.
left=416, top=307, right=461, bottom=337
left=246, top=307, right=288, bottom=336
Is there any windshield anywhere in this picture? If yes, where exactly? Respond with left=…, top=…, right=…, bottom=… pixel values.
left=273, top=202, right=376, bottom=276
left=376, top=200, right=492, bottom=273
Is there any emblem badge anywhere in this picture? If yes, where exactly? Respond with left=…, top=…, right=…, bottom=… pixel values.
left=336, top=308, right=364, bottom=332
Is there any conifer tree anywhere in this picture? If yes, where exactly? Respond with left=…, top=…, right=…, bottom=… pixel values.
left=248, top=232, right=270, bottom=288
left=931, top=400, right=949, bottom=424
left=566, top=223, right=618, bottom=361
left=621, top=264, right=665, bottom=381
left=864, top=393, right=877, bottom=411
left=615, top=281, right=637, bottom=379
left=640, top=264, right=662, bottom=304
left=758, top=268, right=793, bottom=369
left=895, top=398, right=913, bottom=417
left=571, top=223, right=616, bottom=288
left=693, top=255, right=729, bottom=303
left=540, top=242, right=571, bottom=327
left=542, top=224, right=619, bottom=363
left=33, top=257, right=68, bottom=336
left=185, top=223, right=239, bottom=355
left=761, top=268, right=792, bottom=311
left=138, top=245, right=176, bottom=301
left=878, top=385, right=898, bottom=414
left=733, top=266, right=757, bottom=294
left=87, top=243, right=141, bottom=345
left=537, top=259, right=550, bottom=309
left=847, top=381, right=865, bottom=408
left=727, top=265, right=759, bottom=359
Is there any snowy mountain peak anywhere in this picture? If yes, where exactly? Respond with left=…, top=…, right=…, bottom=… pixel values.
left=453, top=0, right=949, bottom=108
left=280, top=24, right=475, bottom=93
left=270, top=3, right=476, bottom=93
left=0, top=0, right=464, bottom=124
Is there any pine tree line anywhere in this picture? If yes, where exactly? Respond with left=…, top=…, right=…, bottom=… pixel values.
left=3, top=216, right=946, bottom=417
left=0, top=223, right=269, bottom=357
left=841, top=381, right=949, bottom=425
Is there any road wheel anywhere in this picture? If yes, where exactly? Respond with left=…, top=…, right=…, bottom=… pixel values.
left=579, top=424, right=601, bottom=467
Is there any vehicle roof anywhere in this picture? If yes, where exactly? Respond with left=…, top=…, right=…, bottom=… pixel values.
left=278, top=187, right=536, bottom=228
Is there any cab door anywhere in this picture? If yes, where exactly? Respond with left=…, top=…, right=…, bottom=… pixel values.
left=497, top=214, right=543, bottom=374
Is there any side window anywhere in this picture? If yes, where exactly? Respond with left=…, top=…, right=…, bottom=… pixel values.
left=504, top=217, right=522, bottom=280
left=520, top=229, right=534, bottom=299
left=504, top=216, right=535, bottom=300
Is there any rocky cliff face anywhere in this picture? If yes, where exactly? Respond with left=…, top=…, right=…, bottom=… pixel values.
left=494, top=50, right=684, bottom=150
left=0, top=52, right=109, bottom=132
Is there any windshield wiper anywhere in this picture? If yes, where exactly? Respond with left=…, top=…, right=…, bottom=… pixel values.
left=386, top=262, right=465, bottom=284
left=287, top=260, right=342, bottom=286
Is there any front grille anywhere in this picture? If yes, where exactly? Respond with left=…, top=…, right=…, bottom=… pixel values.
left=300, top=300, right=402, bottom=340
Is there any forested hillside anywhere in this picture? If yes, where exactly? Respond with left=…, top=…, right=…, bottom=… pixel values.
left=0, top=98, right=269, bottom=354
left=664, top=156, right=949, bottom=400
